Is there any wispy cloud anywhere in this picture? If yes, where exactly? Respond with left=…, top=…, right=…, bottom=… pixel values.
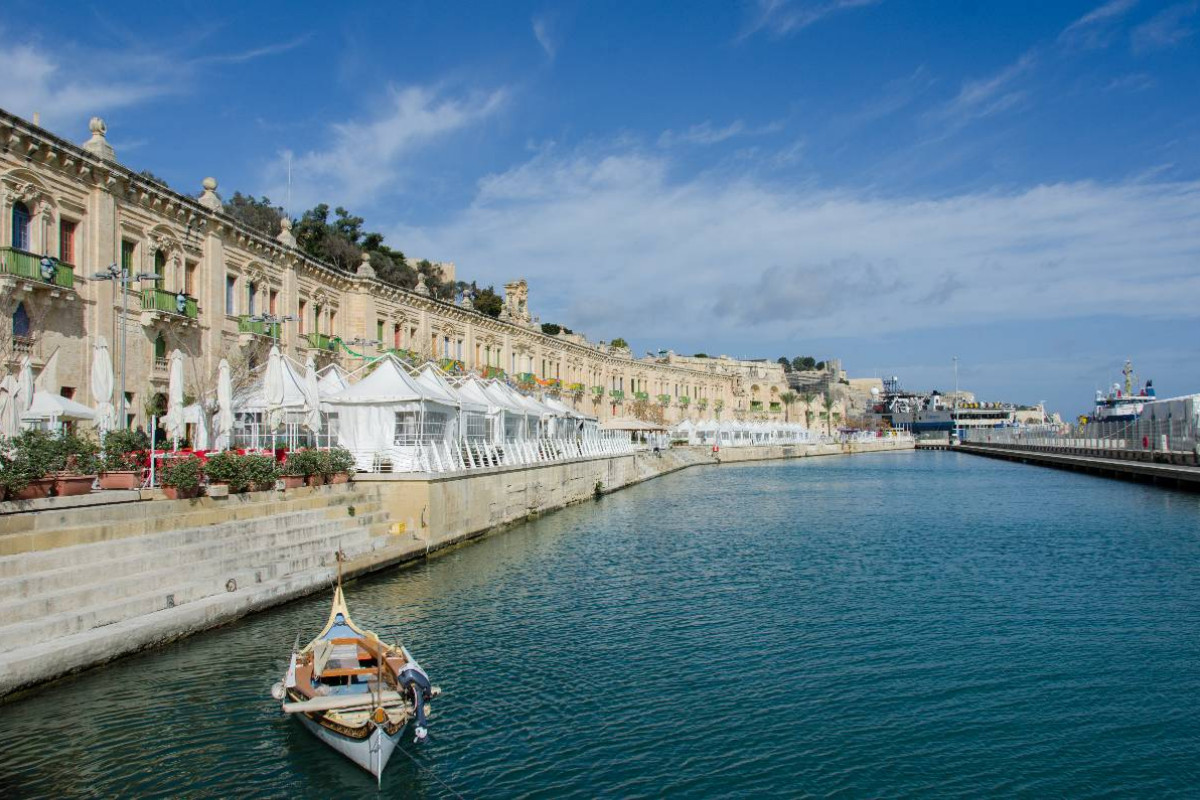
left=394, top=140, right=1200, bottom=347
left=738, top=0, right=882, bottom=42
left=194, top=34, right=312, bottom=66
left=1059, top=0, right=1139, bottom=49
left=657, top=119, right=783, bottom=147
left=1105, top=72, right=1156, bottom=91
left=265, top=84, right=508, bottom=210
left=1131, top=1, right=1198, bottom=51
left=0, top=31, right=178, bottom=130
left=932, top=52, right=1037, bottom=130
left=532, top=15, right=557, bottom=60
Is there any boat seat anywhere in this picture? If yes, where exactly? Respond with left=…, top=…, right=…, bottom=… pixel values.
left=319, top=667, right=379, bottom=678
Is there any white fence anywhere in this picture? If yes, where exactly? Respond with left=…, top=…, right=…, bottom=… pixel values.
left=351, top=431, right=636, bottom=474
left=962, top=419, right=1199, bottom=458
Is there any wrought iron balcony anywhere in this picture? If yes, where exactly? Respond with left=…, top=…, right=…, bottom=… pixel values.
left=304, top=332, right=337, bottom=351
left=237, top=316, right=281, bottom=339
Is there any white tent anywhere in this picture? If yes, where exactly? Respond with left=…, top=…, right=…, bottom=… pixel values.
left=453, top=375, right=505, bottom=442
left=482, top=380, right=539, bottom=440
left=317, top=363, right=351, bottom=397
left=414, top=363, right=495, bottom=443
left=323, top=355, right=458, bottom=470
left=21, top=391, right=97, bottom=424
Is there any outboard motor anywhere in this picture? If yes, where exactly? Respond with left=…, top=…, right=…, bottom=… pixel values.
left=398, top=663, right=433, bottom=742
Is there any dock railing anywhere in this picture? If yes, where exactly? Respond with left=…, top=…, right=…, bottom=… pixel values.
left=352, top=431, right=637, bottom=474
left=962, top=417, right=1200, bottom=463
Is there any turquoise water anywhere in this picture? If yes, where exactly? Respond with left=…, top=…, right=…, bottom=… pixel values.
left=2, top=451, right=1199, bottom=798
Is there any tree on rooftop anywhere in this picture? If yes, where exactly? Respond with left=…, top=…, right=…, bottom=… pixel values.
left=610, top=337, right=629, bottom=349
left=223, top=193, right=284, bottom=238
left=777, top=357, right=792, bottom=372
left=473, top=286, right=503, bottom=318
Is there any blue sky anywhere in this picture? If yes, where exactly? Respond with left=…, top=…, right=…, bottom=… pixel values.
left=3, top=0, right=1199, bottom=415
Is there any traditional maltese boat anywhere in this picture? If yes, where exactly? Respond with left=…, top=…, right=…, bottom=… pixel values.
left=272, top=560, right=438, bottom=784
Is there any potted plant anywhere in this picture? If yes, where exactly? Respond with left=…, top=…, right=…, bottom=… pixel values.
left=279, top=455, right=306, bottom=489
left=326, top=447, right=355, bottom=483
left=51, top=431, right=100, bottom=497
left=288, top=448, right=325, bottom=486
left=159, top=454, right=204, bottom=500
left=100, top=429, right=149, bottom=490
left=1, top=429, right=58, bottom=500
left=202, top=451, right=249, bottom=492
left=242, top=453, right=279, bottom=492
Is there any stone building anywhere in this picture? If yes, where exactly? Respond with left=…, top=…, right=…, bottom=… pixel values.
left=0, top=109, right=793, bottom=431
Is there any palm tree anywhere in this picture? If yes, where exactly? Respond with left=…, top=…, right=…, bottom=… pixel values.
left=779, top=391, right=797, bottom=422
left=821, top=392, right=835, bottom=436
left=801, top=391, right=816, bottom=430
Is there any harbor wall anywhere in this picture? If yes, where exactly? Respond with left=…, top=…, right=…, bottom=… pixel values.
left=0, top=439, right=911, bottom=699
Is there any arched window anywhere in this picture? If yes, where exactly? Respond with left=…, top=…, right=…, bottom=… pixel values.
left=11, top=202, right=31, bottom=251
left=12, top=302, right=30, bottom=338
left=154, top=332, right=166, bottom=360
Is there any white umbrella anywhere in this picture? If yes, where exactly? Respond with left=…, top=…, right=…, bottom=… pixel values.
left=302, top=354, right=322, bottom=434
left=91, top=336, right=116, bottom=432
left=216, top=358, right=233, bottom=449
left=164, top=349, right=185, bottom=444
left=264, top=345, right=285, bottom=430
left=0, top=375, right=16, bottom=438
left=17, top=356, right=34, bottom=417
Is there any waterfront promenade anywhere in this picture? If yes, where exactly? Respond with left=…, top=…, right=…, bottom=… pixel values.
left=0, top=438, right=911, bottom=699
left=955, top=442, right=1200, bottom=490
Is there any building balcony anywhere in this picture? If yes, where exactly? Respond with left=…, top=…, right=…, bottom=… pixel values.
left=140, top=287, right=198, bottom=326
left=0, top=247, right=75, bottom=294
left=769, top=402, right=782, bottom=413
left=609, top=389, right=625, bottom=402
left=304, top=332, right=337, bottom=351
left=439, top=358, right=466, bottom=374
left=750, top=401, right=764, bottom=411
left=237, top=315, right=281, bottom=345
left=633, top=391, right=649, bottom=402
left=482, top=365, right=507, bottom=380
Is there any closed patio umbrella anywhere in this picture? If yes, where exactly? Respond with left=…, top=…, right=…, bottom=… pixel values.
left=216, top=358, right=233, bottom=449
left=164, top=349, right=185, bottom=445
left=91, top=336, right=116, bottom=432
left=303, top=354, right=322, bottom=435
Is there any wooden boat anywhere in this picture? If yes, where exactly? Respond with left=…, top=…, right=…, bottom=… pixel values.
left=273, top=558, right=438, bottom=784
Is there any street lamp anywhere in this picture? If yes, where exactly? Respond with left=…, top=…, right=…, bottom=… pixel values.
left=248, top=313, right=297, bottom=343
left=90, top=265, right=163, bottom=427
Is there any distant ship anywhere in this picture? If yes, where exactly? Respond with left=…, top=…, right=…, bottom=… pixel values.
left=1093, top=360, right=1155, bottom=423
left=872, top=377, right=1016, bottom=433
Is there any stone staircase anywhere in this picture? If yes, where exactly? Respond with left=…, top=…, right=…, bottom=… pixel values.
left=0, top=483, right=406, bottom=696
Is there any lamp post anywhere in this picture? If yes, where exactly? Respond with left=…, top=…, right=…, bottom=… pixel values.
left=90, top=265, right=164, bottom=428
left=248, top=313, right=297, bottom=344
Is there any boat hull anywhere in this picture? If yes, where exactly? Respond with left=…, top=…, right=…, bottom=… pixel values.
left=296, top=713, right=403, bottom=780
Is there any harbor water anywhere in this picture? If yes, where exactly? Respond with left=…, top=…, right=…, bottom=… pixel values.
left=2, top=451, right=1198, bottom=797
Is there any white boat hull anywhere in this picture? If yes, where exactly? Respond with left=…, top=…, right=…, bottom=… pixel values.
left=296, top=714, right=403, bottom=781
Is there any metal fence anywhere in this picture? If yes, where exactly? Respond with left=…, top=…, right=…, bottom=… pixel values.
left=353, top=430, right=637, bottom=474
left=962, top=417, right=1200, bottom=457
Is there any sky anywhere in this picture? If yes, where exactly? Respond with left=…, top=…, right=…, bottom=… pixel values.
left=2, top=0, right=1198, bottom=415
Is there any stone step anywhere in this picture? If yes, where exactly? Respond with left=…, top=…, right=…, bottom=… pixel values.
left=0, top=527, right=380, bottom=653
left=0, top=500, right=384, bottom=580
left=0, top=512, right=389, bottom=622
left=0, top=484, right=384, bottom=555
left=1, top=510, right=388, bottom=600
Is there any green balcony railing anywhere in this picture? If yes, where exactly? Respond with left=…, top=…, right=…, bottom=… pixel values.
left=769, top=402, right=782, bottom=413
left=633, top=391, right=650, bottom=401
left=237, top=316, right=281, bottom=339
left=0, top=247, right=74, bottom=289
left=609, top=389, right=625, bottom=401
left=750, top=401, right=764, bottom=411
left=305, top=332, right=337, bottom=351
left=141, top=287, right=198, bottom=319
left=678, top=396, right=690, bottom=407
left=658, top=394, right=671, bottom=406
left=591, top=385, right=605, bottom=396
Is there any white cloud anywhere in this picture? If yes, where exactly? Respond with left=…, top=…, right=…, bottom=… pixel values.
left=933, top=52, right=1037, bottom=129
left=532, top=15, right=556, bottom=60
left=194, top=34, right=312, bottom=65
left=1131, top=2, right=1198, bottom=51
left=738, top=0, right=883, bottom=41
left=1059, top=0, right=1139, bottom=49
left=264, top=85, right=508, bottom=211
left=657, top=120, right=783, bottom=147
left=392, top=142, right=1200, bottom=347
left=0, top=33, right=174, bottom=131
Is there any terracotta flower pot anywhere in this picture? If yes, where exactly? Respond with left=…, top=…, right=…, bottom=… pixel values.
left=305, top=475, right=326, bottom=487
left=281, top=475, right=304, bottom=490
left=54, top=474, right=97, bottom=497
left=329, top=472, right=350, bottom=484
left=162, top=485, right=201, bottom=500
left=99, top=471, right=139, bottom=490
left=12, top=478, right=54, bottom=501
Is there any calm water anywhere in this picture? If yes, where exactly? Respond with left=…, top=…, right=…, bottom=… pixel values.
left=2, top=452, right=1199, bottom=798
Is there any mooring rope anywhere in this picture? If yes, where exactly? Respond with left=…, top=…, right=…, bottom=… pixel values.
left=394, top=742, right=466, bottom=799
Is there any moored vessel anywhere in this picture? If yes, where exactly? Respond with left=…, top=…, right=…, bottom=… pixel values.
left=272, top=555, right=438, bottom=784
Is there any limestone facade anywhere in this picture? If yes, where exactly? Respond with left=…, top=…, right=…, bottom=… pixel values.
left=0, top=109, right=791, bottom=429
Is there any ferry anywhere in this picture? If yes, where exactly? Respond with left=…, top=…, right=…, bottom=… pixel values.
left=872, top=377, right=1016, bottom=433
left=1093, top=360, right=1155, bottom=422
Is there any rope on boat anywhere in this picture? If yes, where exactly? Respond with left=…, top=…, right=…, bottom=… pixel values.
left=394, top=743, right=466, bottom=800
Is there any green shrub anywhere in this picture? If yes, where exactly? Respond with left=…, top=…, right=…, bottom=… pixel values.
left=1, top=430, right=62, bottom=492
left=54, top=431, right=101, bottom=475
left=284, top=448, right=323, bottom=477
left=160, top=455, right=203, bottom=491
left=242, top=454, right=279, bottom=489
left=203, top=452, right=278, bottom=492
left=102, top=429, right=150, bottom=472
left=326, top=446, right=355, bottom=474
